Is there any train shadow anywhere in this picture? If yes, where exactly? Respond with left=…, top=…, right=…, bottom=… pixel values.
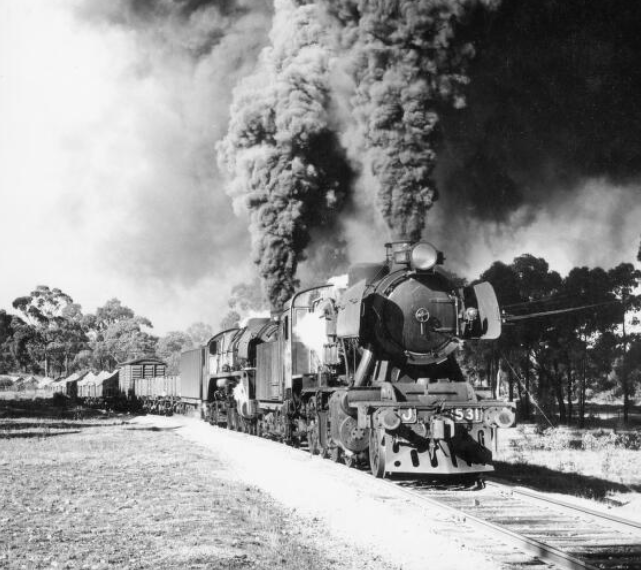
left=392, top=473, right=484, bottom=491
left=0, top=417, right=114, bottom=439
left=0, top=421, right=118, bottom=431
left=124, top=426, right=181, bottom=432
left=0, top=430, right=82, bottom=440
left=492, top=461, right=641, bottom=500
left=0, top=398, right=131, bottom=421
left=0, top=400, right=132, bottom=441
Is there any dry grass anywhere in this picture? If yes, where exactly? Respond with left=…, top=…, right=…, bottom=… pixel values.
left=0, top=401, right=392, bottom=570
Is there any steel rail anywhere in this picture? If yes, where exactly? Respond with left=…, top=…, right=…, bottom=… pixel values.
left=390, top=483, right=602, bottom=570
left=487, top=481, right=641, bottom=538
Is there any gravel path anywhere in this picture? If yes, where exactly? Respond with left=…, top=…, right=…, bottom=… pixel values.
left=133, top=415, right=538, bottom=570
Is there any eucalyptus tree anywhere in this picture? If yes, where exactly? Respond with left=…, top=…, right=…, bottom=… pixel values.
left=11, top=286, right=85, bottom=376
left=157, top=331, right=193, bottom=375
left=607, top=263, right=641, bottom=421
left=84, top=299, right=158, bottom=371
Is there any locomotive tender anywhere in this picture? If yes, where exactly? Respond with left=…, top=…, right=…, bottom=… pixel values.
left=167, top=240, right=516, bottom=479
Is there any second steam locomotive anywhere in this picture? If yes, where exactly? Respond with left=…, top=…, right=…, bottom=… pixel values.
left=138, top=240, right=516, bottom=479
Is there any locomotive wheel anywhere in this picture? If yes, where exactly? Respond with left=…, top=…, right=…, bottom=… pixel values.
left=369, top=429, right=386, bottom=478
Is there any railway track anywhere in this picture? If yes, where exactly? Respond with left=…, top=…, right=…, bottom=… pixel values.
left=206, top=421, right=641, bottom=568
left=391, top=478, right=641, bottom=570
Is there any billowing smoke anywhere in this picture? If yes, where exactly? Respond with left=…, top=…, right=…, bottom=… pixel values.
left=75, top=0, right=273, bottom=284
left=219, top=0, right=500, bottom=308
left=320, top=0, right=497, bottom=241
left=91, top=0, right=641, bottom=304
left=218, top=0, right=353, bottom=310
left=434, top=0, right=641, bottom=274
left=12, top=0, right=637, bottom=333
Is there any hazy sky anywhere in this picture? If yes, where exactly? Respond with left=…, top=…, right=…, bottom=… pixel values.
left=1, top=0, right=639, bottom=336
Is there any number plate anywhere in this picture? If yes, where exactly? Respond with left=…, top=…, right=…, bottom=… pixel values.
left=452, top=408, right=484, bottom=423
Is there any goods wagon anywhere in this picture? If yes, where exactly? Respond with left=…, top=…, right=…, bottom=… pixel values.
left=118, top=358, right=167, bottom=402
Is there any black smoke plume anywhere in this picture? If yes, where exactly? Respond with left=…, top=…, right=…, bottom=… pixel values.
left=437, top=0, right=641, bottom=225
left=218, top=1, right=352, bottom=310
left=221, top=0, right=641, bottom=309
left=320, top=0, right=497, bottom=241
left=219, top=0, right=498, bottom=309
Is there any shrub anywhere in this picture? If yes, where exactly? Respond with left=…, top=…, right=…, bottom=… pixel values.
left=581, top=429, right=641, bottom=451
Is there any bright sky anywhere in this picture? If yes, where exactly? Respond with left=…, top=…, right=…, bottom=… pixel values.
left=0, top=0, right=255, bottom=334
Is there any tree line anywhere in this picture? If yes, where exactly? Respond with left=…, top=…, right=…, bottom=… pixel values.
left=0, top=287, right=213, bottom=378
left=1, top=246, right=639, bottom=426
left=461, top=253, right=641, bottom=425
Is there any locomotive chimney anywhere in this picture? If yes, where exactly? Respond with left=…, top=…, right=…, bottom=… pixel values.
left=385, top=241, right=413, bottom=268
left=385, top=240, right=444, bottom=273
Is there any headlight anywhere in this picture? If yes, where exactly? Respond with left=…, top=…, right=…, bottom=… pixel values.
left=410, top=242, right=439, bottom=271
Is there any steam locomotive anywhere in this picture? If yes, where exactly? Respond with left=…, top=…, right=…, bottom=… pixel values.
left=150, top=239, right=516, bottom=479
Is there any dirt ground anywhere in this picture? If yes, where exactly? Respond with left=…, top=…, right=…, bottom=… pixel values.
left=3, top=399, right=640, bottom=570
left=0, top=412, right=400, bottom=570
left=0, top=403, right=536, bottom=570
left=133, top=415, right=545, bottom=570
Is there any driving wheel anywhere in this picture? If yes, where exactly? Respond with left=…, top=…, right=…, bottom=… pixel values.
left=369, top=428, right=386, bottom=478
